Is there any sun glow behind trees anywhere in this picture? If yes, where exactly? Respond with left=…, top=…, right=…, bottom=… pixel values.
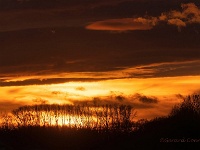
left=1, top=104, right=134, bottom=130
left=0, top=76, right=200, bottom=120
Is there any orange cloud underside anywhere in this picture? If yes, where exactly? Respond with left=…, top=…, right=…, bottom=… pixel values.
left=86, top=18, right=154, bottom=31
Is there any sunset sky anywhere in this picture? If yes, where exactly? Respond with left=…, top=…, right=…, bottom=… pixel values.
left=0, top=0, right=200, bottom=120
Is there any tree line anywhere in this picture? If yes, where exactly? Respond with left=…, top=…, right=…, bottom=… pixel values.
left=1, top=104, right=135, bottom=131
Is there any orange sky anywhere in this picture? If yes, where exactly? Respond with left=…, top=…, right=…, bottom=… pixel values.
left=1, top=75, right=200, bottom=120
left=0, top=0, right=200, bottom=121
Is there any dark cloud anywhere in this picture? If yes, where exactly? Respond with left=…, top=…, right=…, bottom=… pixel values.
left=0, top=9, right=84, bottom=32
left=51, top=91, right=62, bottom=95
left=0, top=0, right=186, bottom=10
left=0, top=1, right=200, bottom=86
left=132, top=93, right=158, bottom=104
left=115, top=95, right=125, bottom=102
left=1, top=0, right=199, bottom=32
left=0, top=0, right=133, bottom=10
left=75, top=87, right=86, bottom=91
left=0, top=78, right=114, bottom=86
left=0, top=25, right=200, bottom=86
left=32, top=97, right=48, bottom=104
left=70, top=92, right=158, bottom=109
left=0, top=0, right=153, bottom=32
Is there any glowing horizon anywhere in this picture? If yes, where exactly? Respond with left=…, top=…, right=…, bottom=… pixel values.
left=1, top=75, right=200, bottom=120
left=0, top=1, right=200, bottom=121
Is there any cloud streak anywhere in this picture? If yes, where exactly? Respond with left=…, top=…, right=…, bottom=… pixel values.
left=86, top=3, right=200, bottom=31
left=86, top=17, right=157, bottom=31
left=1, top=60, right=200, bottom=86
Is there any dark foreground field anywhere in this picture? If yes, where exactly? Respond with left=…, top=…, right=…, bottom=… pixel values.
left=1, top=95, right=200, bottom=150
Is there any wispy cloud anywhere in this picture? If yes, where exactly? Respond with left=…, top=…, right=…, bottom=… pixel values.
left=126, top=60, right=200, bottom=78
left=86, top=3, right=200, bottom=31
left=1, top=60, right=200, bottom=86
left=86, top=17, right=157, bottom=31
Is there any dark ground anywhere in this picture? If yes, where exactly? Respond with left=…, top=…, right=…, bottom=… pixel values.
left=1, top=96, right=200, bottom=150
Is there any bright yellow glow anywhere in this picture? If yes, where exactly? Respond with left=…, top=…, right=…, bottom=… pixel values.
left=0, top=76, right=200, bottom=119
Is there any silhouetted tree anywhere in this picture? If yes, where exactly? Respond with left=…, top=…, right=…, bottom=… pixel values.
left=170, top=94, right=200, bottom=120
left=1, top=104, right=135, bottom=131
